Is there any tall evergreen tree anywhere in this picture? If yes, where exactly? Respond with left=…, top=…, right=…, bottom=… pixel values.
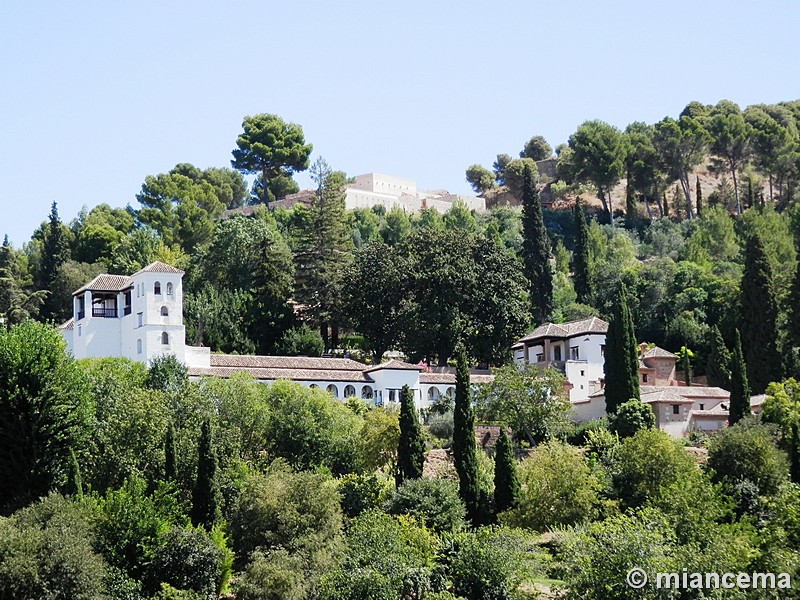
left=191, top=418, right=221, bottom=529
left=38, top=202, right=71, bottom=321
left=706, top=326, right=731, bottom=389
left=790, top=422, right=800, bottom=485
left=603, top=282, right=640, bottom=414
left=453, top=345, right=481, bottom=523
left=662, top=191, right=669, bottom=217
left=396, top=384, right=425, bottom=486
left=573, top=199, right=591, bottom=305
left=729, top=329, right=751, bottom=425
left=164, top=421, right=177, bottom=481
left=520, top=164, right=552, bottom=325
left=740, top=234, right=782, bottom=394
left=293, top=158, right=353, bottom=350
left=65, top=447, right=82, bottom=498
left=789, top=263, right=800, bottom=352
left=493, top=428, right=519, bottom=515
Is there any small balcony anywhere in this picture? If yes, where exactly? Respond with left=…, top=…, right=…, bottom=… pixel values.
left=92, top=307, right=119, bottom=318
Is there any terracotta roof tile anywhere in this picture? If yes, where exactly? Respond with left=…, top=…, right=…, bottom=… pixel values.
left=518, top=317, right=608, bottom=343
left=73, top=274, right=133, bottom=295
left=364, top=359, right=424, bottom=373
left=134, top=261, right=184, bottom=275
left=189, top=366, right=374, bottom=382
left=209, top=354, right=368, bottom=371
left=641, top=346, right=677, bottom=359
left=59, top=318, right=74, bottom=331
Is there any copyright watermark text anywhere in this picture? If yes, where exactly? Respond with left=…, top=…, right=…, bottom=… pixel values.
left=627, top=568, right=791, bottom=590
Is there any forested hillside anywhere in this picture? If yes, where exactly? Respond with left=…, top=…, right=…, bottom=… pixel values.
left=2, top=100, right=800, bottom=598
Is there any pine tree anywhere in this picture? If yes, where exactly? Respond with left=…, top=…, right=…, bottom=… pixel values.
left=38, top=202, right=71, bottom=321
left=740, top=234, right=782, bottom=394
left=453, top=345, right=481, bottom=523
left=521, top=164, right=552, bottom=325
left=65, top=448, right=82, bottom=498
left=706, top=326, right=731, bottom=389
left=729, top=329, right=751, bottom=425
left=191, top=418, right=221, bottom=529
left=164, top=421, right=177, bottom=481
left=573, top=199, right=591, bottom=305
left=603, top=282, right=640, bottom=414
left=695, top=175, right=703, bottom=216
left=493, top=428, right=519, bottom=514
left=396, top=384, right=425, bottom=486
left=624, top=172, right=637, bottom=229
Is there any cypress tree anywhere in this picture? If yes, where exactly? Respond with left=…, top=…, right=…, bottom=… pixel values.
left=38, top=202, right=71, bottom=320
left=790, top=421, right=800, bottom=485
left=521, top=164, right=552, bottom=324
left=573, top=199, right=591, bottom=305
left=662, top=191, right=669, bottom=217
left=789, top=264, right=800, bottom=352
left=729, top=329, right=750, bottom=425
left=493, top=428, right=519, bottom=514
left=453, top=345, right=481, bottom=523
left=191, top=417, right=221, bottom=529
left=681, top=347, right=691, bottom=386
left=603, top=282, right=640, bottom=414
left=740, top=234, right=782, bottom=394
left=396, top=384, right=425, bottom=486
left=695, top=175, right=703, bottom=216
left=164, top=421, right=177, bottom=481
left=706, top=326, right=731, bottom=389
left=65, top=448, right=82, bottom=498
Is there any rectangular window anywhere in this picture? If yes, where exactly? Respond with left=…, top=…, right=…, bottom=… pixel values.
left=137, top=312, right=143, bottom=328
left=536, top=353, right=544, bottom=362
left=570, top=346, right=580, bottom=360
left=600, top=344, right=606, bottom=358
left=643, top=374, right=648, bottom=383
left=699, top=404, right=705, bottom=411
left=672, top=404, right=680, bottom=415
left=580, top=370, right=585, bottom=377
left=78, top=325, right=81, bottom=337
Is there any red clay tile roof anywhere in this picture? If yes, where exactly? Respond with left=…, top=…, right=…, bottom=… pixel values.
left=209, top=354, right=368, bottom=371
left=641, top=346, right=677, bottom=359
left=59, top=318, right=74, bottom=331
left=518, top=317, right=608, bottom=343
left=189, top=366, right=374, bottom=382
left=364, top=359, right=425, bottom=373
left=73, top=274, right=133, bottom=295
left=134, top=261, right=184, bottom=275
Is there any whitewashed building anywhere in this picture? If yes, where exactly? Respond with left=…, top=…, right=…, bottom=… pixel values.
left=344, top=173, right=485, bottom=213
left=60, top=262, right=492, bottom=410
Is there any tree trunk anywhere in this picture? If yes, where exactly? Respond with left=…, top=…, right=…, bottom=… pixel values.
left=730, top=161, right=742, bottom=215
left=597, top=187, right=610, bottom=224
left=643, top=193, right=653, bottom=220
left=769, top=174, right=774, bottom=202
left=261, top=167, right=269, bottom=205
left=679, top=172, right=694, bottom=219
left=320, top=322, right=329, bottom=353
left=331, top=322, right=339, bottom=349
left=653, top=184, right=664, bottom=218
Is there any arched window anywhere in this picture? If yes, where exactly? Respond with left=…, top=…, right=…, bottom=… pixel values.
left=427, top=387, right=441, bottom=402
left=326, top=384, right=339, bottom=398
left=166, top=282, right=173, bottom=296
left=309, top=384, right=319, bottom=389
left=137, top=339, right=142, bottom=354
left=361, top=386, right=373, bottom=400
left=446, top=387, right=455, bottom=399
left=161, top=306, right=169, bottom=316
left=154, top=281, right=161, bottom=295
left=344, top=385, right=356, bottom=398
left=161, top=332, right=169, bottom=345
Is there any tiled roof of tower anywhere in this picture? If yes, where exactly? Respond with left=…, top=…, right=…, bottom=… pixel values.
left=134, top=261, right=184, bottom=275
left=641, top=346, right=677, bottom=359
left=518, top=316, right=608, bottom=343
left=59, top=317, right=74, bottom=331
left=73, top=274, right=133, bottom=295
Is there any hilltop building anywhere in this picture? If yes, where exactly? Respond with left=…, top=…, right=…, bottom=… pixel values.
left=59, top=262, right=490, bottom=409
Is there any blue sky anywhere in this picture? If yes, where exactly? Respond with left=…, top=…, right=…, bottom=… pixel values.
left=1, top=0, right=798, bottom=246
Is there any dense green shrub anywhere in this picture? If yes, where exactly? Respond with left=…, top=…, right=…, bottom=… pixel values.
left=234, top=549, right=308, bottom=600
left=385, top=478, right=466, bottom=533
left=145, top=526, right=224, bottom=599
left=276, top=324, right=324, bottom=357
left=336, top=473, right=389, bottom=518
left=608, top=399, right=655, bottom=438
left=0, top=494, right=106, bottom=600
left=427, top=411, right=454, bottom=442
